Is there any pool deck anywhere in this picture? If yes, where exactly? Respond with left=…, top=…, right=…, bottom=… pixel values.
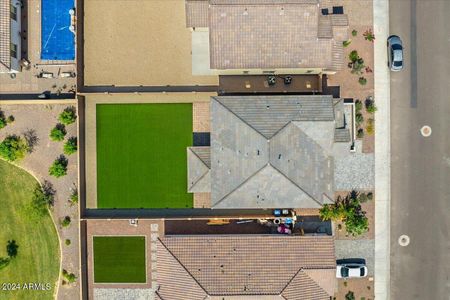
left=0, top=0, right=76, bottom=94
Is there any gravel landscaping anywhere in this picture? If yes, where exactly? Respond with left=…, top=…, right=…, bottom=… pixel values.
left=0, top=103, right=80, bottom=300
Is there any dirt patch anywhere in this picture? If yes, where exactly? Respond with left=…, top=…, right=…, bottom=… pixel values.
left=83, top=0, right=218, bottom=86
left=335, top=278, right=374, bottom=300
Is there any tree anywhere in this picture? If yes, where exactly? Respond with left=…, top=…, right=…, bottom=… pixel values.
left=319, top=192, right=370, bottom=236
left=30, top=182, right=55, bottom=217
left=0, top=135, right=29, bottom=161
left=0, top=257, right=10, bottom=270
left=49, top=156, right=68, bottom=178
left=50, top=124, right=66, bottom=142
left=58, top=107, right=77, bottom=125
left=61, top=216, right=71, bottom=228
left=62, top=269, right=77, bottom=283
left=63, top=137, right=77, bottom=155
left=6, top=240, right=18, bottom=258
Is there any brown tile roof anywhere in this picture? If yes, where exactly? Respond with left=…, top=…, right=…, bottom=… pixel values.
left=156, top=239, right=208, bottom=300
left=201, top=0, right=347, bottom=70
left=186, top=0, right=209, bottom=28
left=157, top=235, right=336, bottom=298
left=0, top=0, right=11, bottom=72
left=281, top=269, right=332, bottom=300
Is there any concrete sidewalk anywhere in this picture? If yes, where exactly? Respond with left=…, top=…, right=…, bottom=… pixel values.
left=373, top=0, right=391, bottom=299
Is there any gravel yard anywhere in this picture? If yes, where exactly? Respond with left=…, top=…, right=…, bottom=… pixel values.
left=0, top=102, right=80, bottom=300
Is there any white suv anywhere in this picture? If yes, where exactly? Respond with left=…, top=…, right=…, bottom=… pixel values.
left=336, top=261, right=368, bottom=278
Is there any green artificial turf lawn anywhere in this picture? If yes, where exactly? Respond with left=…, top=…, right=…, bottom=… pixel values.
left=93, top=236, right=146, bottom=283
left=0, top=160, right=60, bottom=300
left=96, top=103, right=193, bottom=208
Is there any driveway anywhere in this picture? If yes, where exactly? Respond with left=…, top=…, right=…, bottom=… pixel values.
left=335, top=239, right=374, bottom=277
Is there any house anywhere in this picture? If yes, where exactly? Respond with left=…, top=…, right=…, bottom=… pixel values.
left=188, top=95, right=354, bottom=209
left=156, top=235, right=336, bottom=299
left=186, top=0, right=348, bottom=75
left=0, top=0, right=21, bottom=73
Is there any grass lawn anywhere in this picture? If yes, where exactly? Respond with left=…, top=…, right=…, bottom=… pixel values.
left=96, top=103, right=193, bottom=208
left=93, top=236, right=146, bottom=283
left=0, top=160, right=59, bottom=300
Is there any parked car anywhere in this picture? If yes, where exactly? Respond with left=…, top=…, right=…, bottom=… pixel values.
left=387, top=35, right=403, bottom=71
left=336, top=259, right=368, bottom=278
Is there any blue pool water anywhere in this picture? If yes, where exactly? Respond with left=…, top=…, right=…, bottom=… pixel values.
left=41, top=0, right=75, bottom=60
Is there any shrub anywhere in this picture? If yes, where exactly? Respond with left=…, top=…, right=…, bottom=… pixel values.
left=355, top=100, right=363, bottom=113
left=349, top=50, right=359, bottom=63
left=0, top=117, right=6, bottom=129
left=49, top=156, right=68, bottom=178
left=366, top=118, right=375, bottom=135
left=0, top=257, right=10, bottom=270
left=320, top=192, right=369, bottom=236
left=363, top=29, right=375, bottom=42
left=357, top=128, right=364, bottom=139
left=58, top=107, right=77, bottom=125
left=359, top=193, right=368, bottom=203
left=31, top=183, right=54, bottom=216
left=343, top=40, right=352, bottom=47
left=367, top=192, right=374, bottom=200
left=69, top=188, right=78, bottom=205
left=345, top=291, right=356, bottom=300
left=62, top=269, right=77, bottom=283
left=7, top=240, right=19, bottom=258
left=355, top=113, right=364, bottom=125
left=352, top=29, right=358, bottom=36
left=65, top=239, right=71, bottom=246
left=359, top=77, right=367, bottom=85
left=63, top=137, right=77, bottom=155
left=6, top=115, right=14, bottom=124
left=366, top=101, right=377, bottom=114
left=61, top=216, right=71, bottom=228
left=0, top=135, right=29, bottom=161
left=50, top=124, right=66, bottom=141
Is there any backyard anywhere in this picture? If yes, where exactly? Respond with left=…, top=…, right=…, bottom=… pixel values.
left=93, top=236, right=146, bottom=283
left=96, top=103, right=193, bottom=208
left=0, top=160, right=60, bottom=300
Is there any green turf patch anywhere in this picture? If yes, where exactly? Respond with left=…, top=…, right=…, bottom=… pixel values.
left=96, top=103, right=193, bottom=208
left=93, top=236, right=146, bottom=283
left=0, top=160, right=59, bottom=300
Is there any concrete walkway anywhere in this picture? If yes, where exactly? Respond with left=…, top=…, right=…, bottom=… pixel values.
left=373, top=0, right=391, bottom=299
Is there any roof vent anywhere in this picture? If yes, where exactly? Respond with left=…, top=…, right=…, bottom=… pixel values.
left=267, top=75, right=276, bottom=86
left=243, top=8, right=248, bottom=16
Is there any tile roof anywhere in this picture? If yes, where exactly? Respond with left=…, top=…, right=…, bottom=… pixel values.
left=188, top=147, right=211, bottom=192
left=209, top=95, right=336, bottom=208
left=0, top=0, right=11, bottom=72
left=186, top=0, right=209, bottom=27
left=157, top=235, right=336, bottom=298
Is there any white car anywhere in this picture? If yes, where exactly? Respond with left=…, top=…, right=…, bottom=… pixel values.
left=336, top=263, right=368, bottom=278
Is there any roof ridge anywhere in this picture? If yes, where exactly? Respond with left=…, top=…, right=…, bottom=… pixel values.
left=213, top=164, right=269, bottom=207
left=157, top=238, right=210, bottom=296
left=281, top=269, right=331, bottom=299
left=268, top=162, right=321, bottom=206
left=279, top=267, right=304, bottom=294
left=212, top=96, right=270, bottom=140
left=189, top=147, right=211, bottom=170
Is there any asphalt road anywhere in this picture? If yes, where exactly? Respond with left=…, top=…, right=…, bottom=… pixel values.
left=389, top=0, right=450, bottom=299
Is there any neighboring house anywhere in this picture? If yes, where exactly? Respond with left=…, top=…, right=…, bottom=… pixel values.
left=186, top=0, right=348, bottom=75
left=156, top=235, right=336, bottom=299
left=0, top=0, right=21, bottom=73
left=188, top=95, right=354, bottom=209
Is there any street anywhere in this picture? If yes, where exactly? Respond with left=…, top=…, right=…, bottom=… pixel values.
left=389, top=0, right=450, bottom=299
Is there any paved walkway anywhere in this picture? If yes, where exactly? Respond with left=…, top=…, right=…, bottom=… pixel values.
left=373, top=0, right=391, bottom=299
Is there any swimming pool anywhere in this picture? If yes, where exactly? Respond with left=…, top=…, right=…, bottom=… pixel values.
left=41, top=0, right=75, bottom=60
